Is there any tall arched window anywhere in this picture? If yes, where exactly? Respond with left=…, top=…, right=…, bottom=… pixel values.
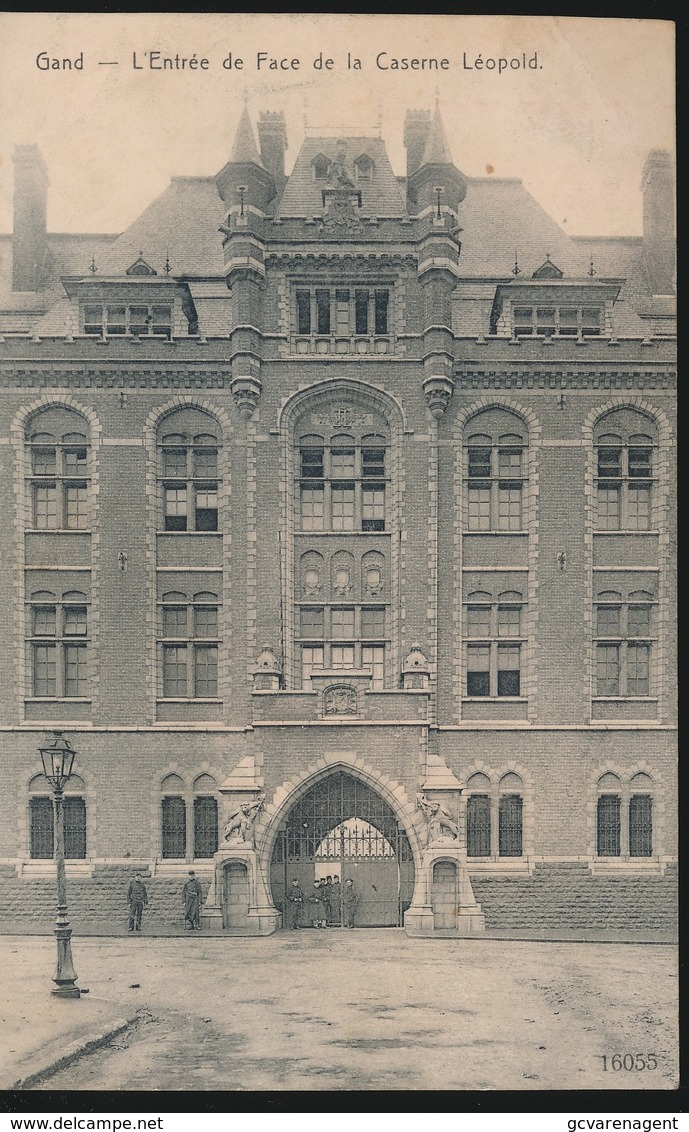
left=595, top=770, right=655, bottom=859
left=28, top=773, right=86, bottom=859
left=594, top=410, right=657, bottom=531
left=161, top=774, right=187, bottom=859
left=26, top=408, right=91, bottom=530
left=293, top=403, right=393, bottom=689
left=464, top=412, right=528, bottom=532
left=193, top=774, right=218, bottom=859
left=466, top=770, right=525, bottom=859
left=157, top=409, right=220, bottom=532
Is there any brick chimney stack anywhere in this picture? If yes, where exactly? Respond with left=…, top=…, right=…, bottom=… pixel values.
left=12, top=144, right=49, bottom=293
left=404, top=110, right=431, bottom=183
left=258, top=112, right=288, bottom=195
left=641, top=149, right=675, bottom=296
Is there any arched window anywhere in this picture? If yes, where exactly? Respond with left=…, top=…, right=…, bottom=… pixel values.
left=26, top=408, right=91, bottom=530
left=161, top=774, right=186, bottom=859
left=596, top=772, right=622, bottom=856
left=498, top=773, right=524, bottom=857
left=629, top=773, right=653, bottom=858
left=466, top=770, right=525, bottom=859
left=28, top=773, right=86, bottom=859
left=160, top=591, right=220, bottom=699
left=594, top=588, right=655, bottom=698
left=27, top=589, right=89, bottom=699
left=466, top=773, right=491, bottom=857
left=594, top=411, right=657, bottom=531
left=193, top=774, right=218, bottom=859
left=464, top=413, right=528, bottom=532
left=157, top=410, right=220, bottom=532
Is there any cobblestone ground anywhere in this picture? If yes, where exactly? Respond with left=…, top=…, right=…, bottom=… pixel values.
left=6, top=932, right=679, bottom=1092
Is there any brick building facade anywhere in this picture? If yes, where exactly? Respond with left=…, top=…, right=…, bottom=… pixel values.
left=0, top=106, right=676, bottom=935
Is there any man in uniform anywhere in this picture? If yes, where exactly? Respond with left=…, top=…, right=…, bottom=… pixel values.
left=322, top=876, right=333, bottom=925
left=182, top=869, right=203, bottom=930
left=330, top=875, right=342, bottom=926
left=127, top=871, right=148, bottom=932
left=309, top=879, right=326, bottom=928
left=285, top=876, right=304, bottom=930
left=343, top=877, right=359, bottom=929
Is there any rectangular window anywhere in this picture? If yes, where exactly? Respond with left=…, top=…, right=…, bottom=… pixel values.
left=331, top=485, right=355, bottom=531
left=497, top=606, right=521, bottom=638
left=296, top=290, right=311, bottom=334
left=64, top=644, right=87, bottom=697
left=498, top=448, right=522, bottom=478
left=163, top=447, right=187, bottom=477
left=536, top=307, right=556, bottom=336
left=83, top=305, right=103, bottom=335
left=30, top=796, right=54, bottom=859
left=162, top=796, right=186, bottom=859
left=467, top=795, right=491, bottom=856
left=129, top=305, right=149, bottom=336
left=32, top=447, right=56, bottom=476
left=163, top=644, right=188, bottom=697
left=33, top=606, right=56, bottom=636
left=374, top=290, right=389, bottom=334
left=362, top=645, right=385, bottom=690
left=63, top=606, right=87, bottom=636
left=64, top=796, right=87, bottom=859
left=582, top=307, right=601, bottom=335
left=597, top=485, right=620, bottom=530
left=33, top=644, right=56, bottom=696
left=355, top=290, right=369, bottom=335
left=64, top=448, right=88, bottom=475
left=467, top=605, right=491, bottom=638
left=596, top=606, right=621, bottom=638
left=513, top=308, right=533, bottom=336
left=301, top=645, right=324, bottom=686
left=498, top=794, right=523, bottom=857
left=596, top=644, right=620, bottom=696
left=316, top=290, right=330, bottom=334
left=497, top=645, right=520, bottom=696
left=558, top=308, right=578, bottom=336
left=497, top=485, right=522, bottom=530
left=164, top=606, right=188, bottom=638
left=106, top=305, right=126, bottom=335
left=467, top=645, right=490, bottom=697
left=331, top=449, right=356, bottom=478
left=597, top=795, right=621, bottom=856
left=164, top=487, right=188, bottom=532
left=331, top=607, right=355, bottom=639
left=362, top=447, right=385, bottom=479
left=468, top=446, right=491, bottom=478
left=300, top=606, right=324, bottom=638
left=627, top=643, right=650, bottom=696
left=194, top=645, right=218, bottom=697
left=194, top=796, right=218, bottom=859
left=301, top=447, right=324, bottom=479
left=194, top=606, right=218, bottom=639
left=467, top=486, right=491, bottom=531
left=627, top=605, right=651, bottom=638
left=152, top=306, right=172, bottom=338
left=628, top=447, right=652, bottom=478
left=300, top=486, right=324, bottom=530
left=194, top=487, right=218, bottom=532
left=629, top=795, right=652, bottom=857
left=627, top=484, right=650, bottom=530
left=362, top=485, right=385, bottom=531
left=598, top=447, right=622, bottom=478
left=193, top=447, right=217, bottom=479
left=65, top=484, right=89, bottom=529
left=331, top=646, right=355, bottom=669
left=335, top=290, right=350, bottom=334
left=33, top=484, right=58, bottom=529
left=361, top=606, right=386, bottom=639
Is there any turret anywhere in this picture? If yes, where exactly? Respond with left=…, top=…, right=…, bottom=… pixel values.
left=407, top=104, right=467, bottom=215
left=12, top=144, right=49, bottom=292
left=216, top=104, right=276, bottom=214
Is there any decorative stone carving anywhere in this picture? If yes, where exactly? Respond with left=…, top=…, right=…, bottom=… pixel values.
left=416, top=791, right=460, bottom=847
left=252, top=646, right=282, bottom=691
left=323, top=684, right=358, bottom=716
left=223, top=793, right=266, bottom=848
left=402, top=644, right=430, bottom=690
left=422, top=374, right=455, bottom=418
left=230, top=375, right=263, bottom=419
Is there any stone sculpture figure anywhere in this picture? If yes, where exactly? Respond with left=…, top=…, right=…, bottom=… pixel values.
left=416, top=791, right=459, bottom=846
left=223, top=794, right=266, bottom=848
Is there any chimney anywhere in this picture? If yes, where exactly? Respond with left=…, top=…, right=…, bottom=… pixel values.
left=12, top=144, right=49, bottom=292
left=641, top=149, right=675, bottom=295
left=404, top=110, right=431, bottom=182
left=258, top=111, right=288, bottom=194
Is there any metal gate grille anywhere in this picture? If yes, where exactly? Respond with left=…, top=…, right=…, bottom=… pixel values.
left=271, top=772, right=414, bottom=927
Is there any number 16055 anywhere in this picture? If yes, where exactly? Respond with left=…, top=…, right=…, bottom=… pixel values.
left=600, top=1054, right=657, bottom=1071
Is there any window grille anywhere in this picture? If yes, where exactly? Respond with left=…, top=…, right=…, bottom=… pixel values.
left=64, top=797, right=87, bottom=859
left=596, top=794, right=621, bottom=856
left=162, top=796, right=186, bottom=858
left=30, top=796, right=54, bottom=859
left=466, top=794, right=491, bottom=857
left=498, top=794, right=523, bottom=857
left=629, top=794, right=652, bottom=857
left=193, top=796, right=218, bottom=858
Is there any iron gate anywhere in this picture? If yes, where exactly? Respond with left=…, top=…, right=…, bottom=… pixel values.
left=270, top=772, right=415, bottom=927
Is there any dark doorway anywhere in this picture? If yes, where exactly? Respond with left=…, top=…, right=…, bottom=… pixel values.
left=270, top=771, right=414, bottom=927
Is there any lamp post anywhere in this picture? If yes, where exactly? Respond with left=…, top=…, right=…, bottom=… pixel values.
left=39, top=731, right=81, bottom=999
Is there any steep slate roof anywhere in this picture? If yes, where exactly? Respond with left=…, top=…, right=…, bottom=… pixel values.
left=0, top=232, right=116, bottom=329
left=276, top=136, right=406, bottom=219
left=93, top=177, right=226, bottom=277
left=229, top=103, right=264, bottom=167
left=420, top=105, right=454, bottom=166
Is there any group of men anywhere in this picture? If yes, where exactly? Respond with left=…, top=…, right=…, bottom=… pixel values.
left=126, top=870, right=204, bottom=932
left=285, top=875, right=359, bottom=930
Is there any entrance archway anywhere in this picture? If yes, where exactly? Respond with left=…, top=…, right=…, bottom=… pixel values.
left=270, top=771, right=415, bottom=927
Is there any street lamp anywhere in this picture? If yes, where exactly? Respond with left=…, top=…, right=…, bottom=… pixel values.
left=39, top=731, right=80, bottom=999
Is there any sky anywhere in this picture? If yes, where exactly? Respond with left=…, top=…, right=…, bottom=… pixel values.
left=0, top=14, right=676, bottom=238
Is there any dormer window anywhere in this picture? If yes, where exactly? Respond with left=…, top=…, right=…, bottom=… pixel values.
left=355, top=154, right=374, bottom=183
left=312, top=154, right=331, bottom=181
left=82, top=303, right=172, bottom=339
left=513, top=304, right=602, bottom=338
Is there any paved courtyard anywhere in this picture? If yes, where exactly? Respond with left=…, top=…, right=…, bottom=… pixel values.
left=1, top=932, right=678, bottom=1092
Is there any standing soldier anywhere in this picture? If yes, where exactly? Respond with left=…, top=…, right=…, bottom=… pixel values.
left=285, top=876, right=304, bottom=930
left=330, top=875, right=342, bottom=926
left=321, top=876, right=333, bottom=925
left=343, top=877, right=359, bottom=929
left=309, top=879, right=325, bottom=928
left=182, top=869, right=203, bottom=930
left=127, top=871, right=148, bottom=932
